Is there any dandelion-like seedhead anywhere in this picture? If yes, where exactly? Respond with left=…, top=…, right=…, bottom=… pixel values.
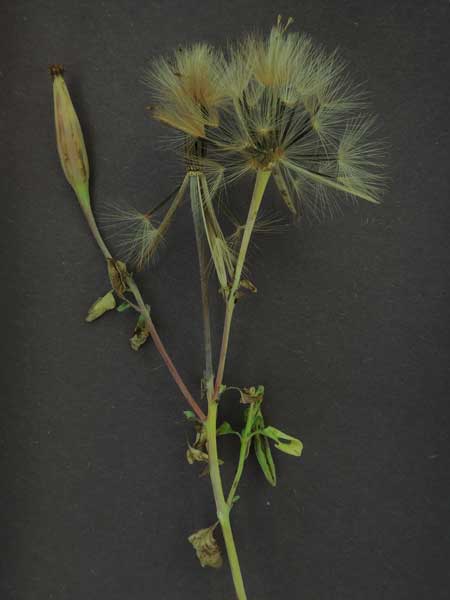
left=146, top=17, right=384, bottom=218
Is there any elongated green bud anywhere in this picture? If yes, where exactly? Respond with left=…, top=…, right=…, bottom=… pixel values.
left=50, top=64, right=90, bottom=208
left=50, top=65, right=111, bottom=259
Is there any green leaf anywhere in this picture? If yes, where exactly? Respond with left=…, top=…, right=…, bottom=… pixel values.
left=254, top=433, right=277, bottom=486
left=183, top=410, right=197, bottom=422
left=216, top=421, right=236, bottom=436
left=116, top=301, right=131, bottom=313
left=85, top=290, right=116, bottom=322
left=261, top=426, right=303, bottom=457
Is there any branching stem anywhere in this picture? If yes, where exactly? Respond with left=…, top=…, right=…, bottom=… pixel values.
left=78, top=186, right=206, bottom=421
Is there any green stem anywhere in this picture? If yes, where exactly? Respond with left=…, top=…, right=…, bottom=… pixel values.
left=76, top=187, right=112, bottom=260
left=192, top=169, right=246, bottom=596
left=214, top=170, right=271, bottom=398
left=206, top=401, right=247, bottom=600
left=204, top=171, right=271, bottom=600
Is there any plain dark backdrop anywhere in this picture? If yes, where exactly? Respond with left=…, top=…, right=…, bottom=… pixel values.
left=1, top=1, right=449, bottom=598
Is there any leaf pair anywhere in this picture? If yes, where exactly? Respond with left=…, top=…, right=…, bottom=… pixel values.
left=244, top=392, right=303, bottom=486
left=85, top=282, right=150, bottom=351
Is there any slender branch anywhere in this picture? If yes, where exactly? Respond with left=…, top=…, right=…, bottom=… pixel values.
left=76, top=189, right=112, bottom=260
left=214, top=169, right=272, bottom=398
left=190, top=174, right=214, bottom=396
left=127, top=279, right=206, bottom=421
left=146, top=175, right=190, bottom=260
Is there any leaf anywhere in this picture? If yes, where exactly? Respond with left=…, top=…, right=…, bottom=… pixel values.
left=261, top=426, right=303, bottom=457
left=216, top=421, right=239, bottom=437
left=107, top=258, right=130, bottom=296
left=129, top=313, right=150, bottom=351
left=183, top=410, right=198, bottom=422
left=188, top=525, right=223, bottom=569
left=116, top=301, right=131, bottom=313
left=85, top=290, right=116, bottom=322
left=241, top=385, right=265, bottom=404
left=254, top=433, right=277, bottom=486
left=186, top=444, right=209, bottom=465
left=236, top=278, right=258, bottom=300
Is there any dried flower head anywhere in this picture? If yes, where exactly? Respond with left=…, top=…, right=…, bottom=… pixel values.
left=144, top=43, right=227, bottom=138
left=204, top=17, right=383, bottom=214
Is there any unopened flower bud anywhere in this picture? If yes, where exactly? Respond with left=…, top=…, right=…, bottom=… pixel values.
left=50, top=64, right=90, bottom=208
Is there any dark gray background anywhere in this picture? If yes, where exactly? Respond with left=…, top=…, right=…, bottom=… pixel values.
left=1, top=1, right=449, bottom=598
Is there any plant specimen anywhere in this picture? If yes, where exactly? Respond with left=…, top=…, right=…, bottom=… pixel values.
left=50, top=16, right=383, bottom=599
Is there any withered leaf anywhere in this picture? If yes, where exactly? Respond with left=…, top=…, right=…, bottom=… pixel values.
left=186, top=444, right=209, bottom=465
left=240, top=279, right=257, bottom=293
left=129, top=313, right=150, bottom=351
left=107, top=259, right=130, bottom=296
left=241, top=385, right=265, bottom=404
left=188, top=526, right=223, bottom=569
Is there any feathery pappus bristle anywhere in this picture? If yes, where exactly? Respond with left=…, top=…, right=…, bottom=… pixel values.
left=101, top=204, right=162, bottom=271
left=143, top=43, right=227, bottom=138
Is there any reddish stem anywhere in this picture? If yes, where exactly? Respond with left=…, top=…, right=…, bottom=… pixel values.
left=128, top=279, right=206, bottom=421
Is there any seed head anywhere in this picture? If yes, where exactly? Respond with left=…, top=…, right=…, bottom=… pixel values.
left=203, top=19, right=384, bottom=213
left=144, top=44, right=227, bottom=138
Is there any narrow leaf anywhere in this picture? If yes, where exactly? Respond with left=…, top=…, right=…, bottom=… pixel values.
left=261, top=426, right=303, bottom=457
left=254, top=433, right=277, bottom=486
left=116, top=301, right=131, bottom=313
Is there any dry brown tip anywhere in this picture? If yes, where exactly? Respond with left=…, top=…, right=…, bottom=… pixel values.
left=49, top=64, right=64, bottom=79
